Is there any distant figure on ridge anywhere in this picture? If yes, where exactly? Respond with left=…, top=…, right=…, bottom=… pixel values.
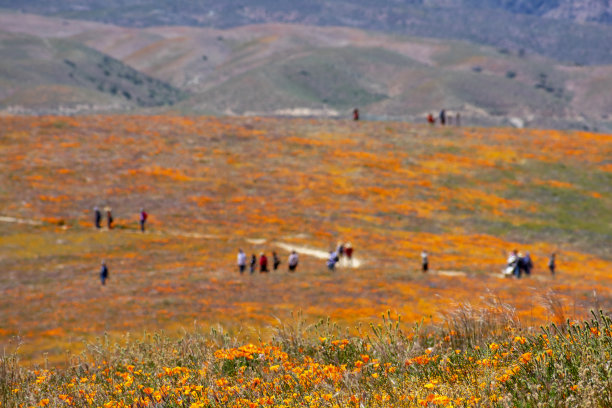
left=105, top=206, right=113, bottom=229
left=439, top=109, right=446, bottom=126
left=427, top=113, right=435, bottom=125
left=259, top=252, right=269, bottom=273
left=288, top=250, right=299, bottom=272
left=272, top=251, right=281, bottom=271
left=250, top=254, right=257, bottom=274
left=94, top=206, right=102, bottom=229
left=100, top=261, right=109, bottom=285
left=353, top=108, right=360, bottom=121
left=421, top=250, right=429, bottom=273
left=139, top=208, right=148, bottom=232
left=548, top=253, right=556, bottom=276
left=237, top=249, right=246, bottom=274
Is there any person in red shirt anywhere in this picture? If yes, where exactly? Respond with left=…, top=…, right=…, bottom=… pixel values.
left=259, top=253, right=268, bottom=273
left=139, top=208, right=148, bottom=232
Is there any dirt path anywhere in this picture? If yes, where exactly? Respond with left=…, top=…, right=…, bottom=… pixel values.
left=0, top=216, right=42, bottom=226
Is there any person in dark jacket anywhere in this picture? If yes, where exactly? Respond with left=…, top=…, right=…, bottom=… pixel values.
left=548, top=253, right=556, bottom=276
left=250, top=254, right=257, bottom=274
left=272, top=251, right=281, bottom=271
left=94, top=207, right=102, bottom=229
left=100, top=261, right=109, bottom=285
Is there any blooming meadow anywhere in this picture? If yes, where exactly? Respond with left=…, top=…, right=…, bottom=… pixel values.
left=0, top=115, right=610, bottom=405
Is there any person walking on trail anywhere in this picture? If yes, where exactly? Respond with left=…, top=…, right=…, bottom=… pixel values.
left=250, top=254, right=257, bottom=274
left=94, top=207, right=102, bottom=229
left=439, top=109, right=446, bottom=126
left=427, top=113, right=435, bottom=125
left=522, top=252, right=533, bottom=276
left=288, top=250, right=299, bottom=272
left=421, top=250, right=429, bottom=273
left=548, top=253, right=556, bottom=276
left=505, top=249, right=520, bottom=278
left=259, top=253, right=269, bottom=273
left=344, top=243, right=353, bottom=261
left=139, top=208, right=148, bottom=232
left=105, top=206, right=113, bottom=229
left=237, top=249, right=246, bottom=274
left=337, top=242, right=345, bottom=259
left=327, top=250, right=339, bottom=271
left=272, top=251, right=281, bottom=271
left=100, top=261, right=109, bottom=285
left=353, top=108, right=360, bottom=121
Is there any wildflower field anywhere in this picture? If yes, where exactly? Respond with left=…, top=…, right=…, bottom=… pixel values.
left=0, top=115, right=611, bottom=406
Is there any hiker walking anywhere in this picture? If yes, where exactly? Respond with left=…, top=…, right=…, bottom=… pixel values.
left=259, top=253, right=268, bottom=273
left=353, top=108, right=360, bottom=121
left=504, top=250, right=520, bottom=278
left=427, top=113, right=435, bottom=125
left=237, top=249, right=246, bottom=274
left=288, top=250, right=299, bottom=272
left=139, top=208, right=148, bottom=232
left=337, top=242, right=345, bottom=258
left=345, top=243, right=353, bottom=263
left=250, top=254, right=257, bottom=274
left=522, top=252, right=533, bottom=276
left=105, top=206, right=113, bottom=229
left=548, top=253, right=556, bottom=276
left=421, top=250, right=429, bottom=273
left=94, top=206, right=102, bottom=229
left=100, top=261, right=109, bottom=285
left=272, top=251, right=281, bottom=271
left=327, top=250, right=339, bottom=271
left=439, top=109, right=446, bottom=125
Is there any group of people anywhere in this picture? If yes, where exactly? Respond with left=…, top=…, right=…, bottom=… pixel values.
left=326, top=242, right=354, bottom=271
left=94, top=207, right=148, bottom=232
left=504, top=250, right=557, bottom=278
left=427, top=110, right=460, bottom=126
left=237, top=249, right=299, bottom=274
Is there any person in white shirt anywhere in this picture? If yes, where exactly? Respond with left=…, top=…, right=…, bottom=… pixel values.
left=288, top=250, right=299, bottom=272
left=237, top=249, right=246, bottom=274
left=421, top=250, right=428, bottom=273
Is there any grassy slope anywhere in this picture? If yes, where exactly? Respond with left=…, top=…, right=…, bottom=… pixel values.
left=1, top=12, right=612, bottom=128
left=0, top=116, right=610, bottom=365
left=0, top=30, right=184, bottom=112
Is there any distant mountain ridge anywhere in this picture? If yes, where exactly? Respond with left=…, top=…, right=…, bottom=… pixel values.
left=2, top=11, right=612, bottom=131
left=2, top=1, right=612, bottom=65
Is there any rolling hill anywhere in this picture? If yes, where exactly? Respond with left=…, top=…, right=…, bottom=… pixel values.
left=3, top=1, right=612, bottom=65
left=0, top=27, right=184, bottom=114
left=1, top=12, right=612, bottom=130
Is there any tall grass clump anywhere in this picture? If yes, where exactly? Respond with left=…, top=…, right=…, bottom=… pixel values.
left=1, top=310, right=610, bottom=407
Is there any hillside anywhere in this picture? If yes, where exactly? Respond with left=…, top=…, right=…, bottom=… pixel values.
left=0, top=115, right=610, bottom=365
left=2, top=13, right=612, bottom=129
left=0, top=29, right=183, bottom=114
left=3, top=1, right=612, bottom=65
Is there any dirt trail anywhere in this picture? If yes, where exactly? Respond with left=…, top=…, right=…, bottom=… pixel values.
left=0, top=216, right=42, bottom=226
left=3, top=214, right=487, bottom=274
